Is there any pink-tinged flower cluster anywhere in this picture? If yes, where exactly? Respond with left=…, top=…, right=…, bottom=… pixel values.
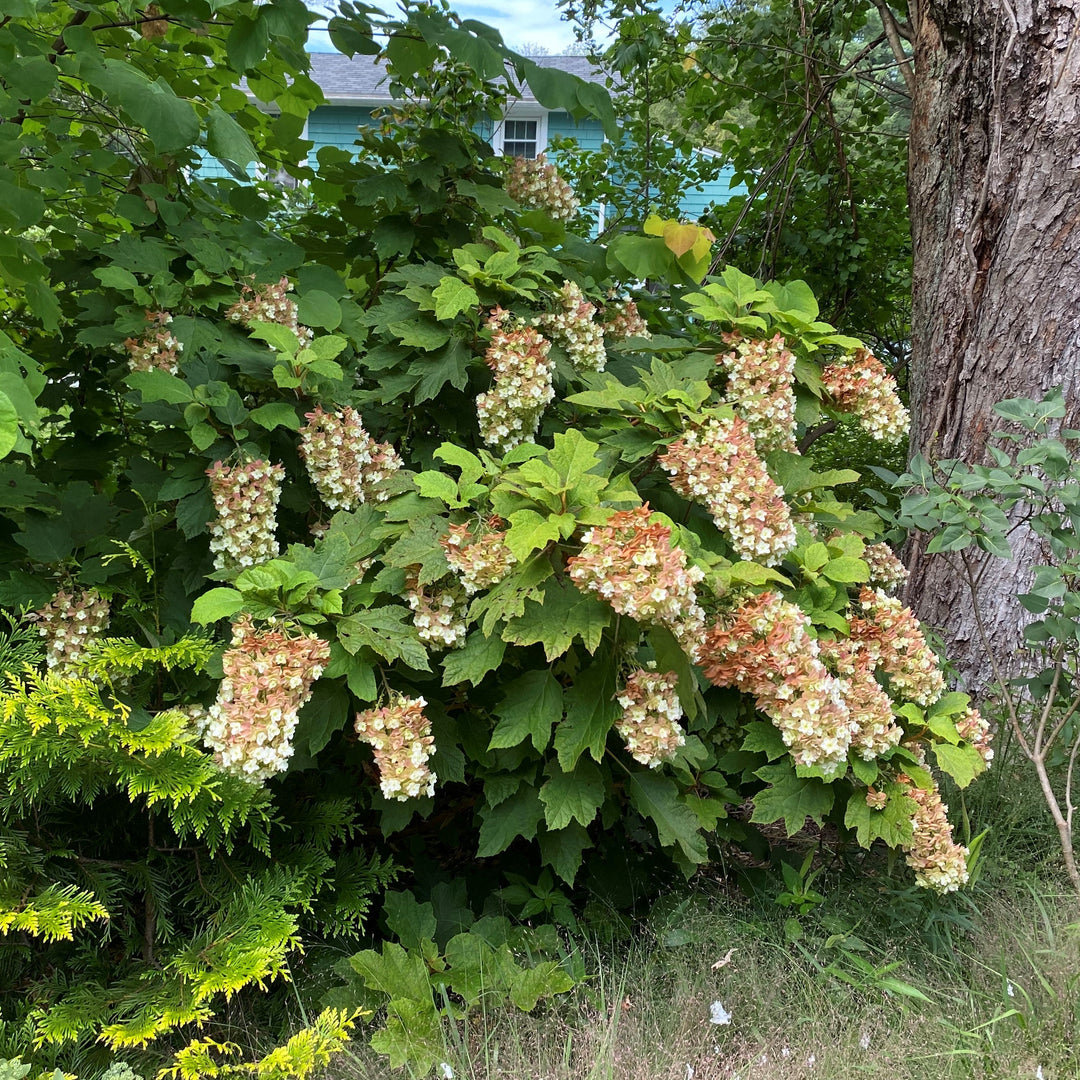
left=441, top=519, right=517, bottom=594
left=406, top=582, right=467, bottom=650
left=199, top=617, right=329, bottom=782
left=226, top=276, right=313, bottom=344
left=603, top=298, right=651, bottom=341
left=476, top=308, right=554, bottom=451
left=660, top=416, right=797, bottom=566
left=124, top=311, right=182, bottom=375
left=567, top=506, right=706, bottom=649
left=819, top=637, right=902, bottom=760
left=206, top=459, right=284, bottom=570
left=354, top=694, right=436, bottom=801
left=539, top=281, right=607, bottom=372
left=299, top=406, right=403, bottom=510
left=863, top=542, right=909, bottom=592
left=717, top=334, right=797, bottom=453
left=33, top=589, right=110, bottom=672
left=956, top=706, right=994, bottom=767
left=616, top=668, right=686, bottom=768
left=851, top=588, right=945, bottom=706
left=865, top=788, right=888, bottom=810
left=821, top=349, right=909, bottom=442
left=505, top=154, right=580, bottom=222
left=700, top=592, right=855, bottom=775
left=899, top=773, right=969, bottom=892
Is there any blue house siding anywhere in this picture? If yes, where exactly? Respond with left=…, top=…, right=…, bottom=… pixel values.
left=307, top=105, right=376, bottom=161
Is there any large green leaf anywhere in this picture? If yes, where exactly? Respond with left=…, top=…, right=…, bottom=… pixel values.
left=751, top=774, right=835, bottom=835
left=628, top=770, right=708, bottom=865
left=539, top=759, right=604, bottom=831
left=489, top=669, right=563, bottom=752
left=337, top=608, right=431, bottom=671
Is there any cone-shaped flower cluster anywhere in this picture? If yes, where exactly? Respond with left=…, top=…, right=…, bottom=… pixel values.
left=863, top=542, right=909, bottom=592
left=539, top=281, right=607, bottom=372
left=567, top=506, right=706, bottom=648
left=700, top=592, right=855, bottom=775
left=819, top=637, right=902, bottom=760
left=900, top=773, right=969, bottom=892
left=717, top=334, right=797, bottom=453
left=603, top=298, right=650, bottom=341
left=354, top=694, right=436, bottom=801
left=505, top=154, right=580, bottom=222
left=616, top=668, right=686, bottom=767
left=124, top=312, right=182, bottom=375
left=406, top=582, right=467, bottom=650
left=476, top=308, right=555, bottom=451
left=821, top=349, right=909, bottom=442
left=226, top=276, right=313, bottom=344
left=441, top=519, right=517, bottom=594
left=851, top=587, right=945, bottom=706
left=206, top=459, right=284, bottom=570
left=199, top=617, right=330, bottom=782
left=34, top=588, right=110, bottom=673
left=660, top=416, right=797, bottom=566
left=299, top=406, right=403, bottom=510
left=956, top=706, right=994, bottom=767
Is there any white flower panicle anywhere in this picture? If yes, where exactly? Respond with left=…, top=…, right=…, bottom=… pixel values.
left=821, top=349, right=910, bottom=442
left=476, top=307, right=555, bottom=451
left=851, top=587, right=946, bottom=706
left=505, top=154, right=580, bottom=222
left=441, top=519, right=517, bottom=594
left=34, top=588, right=110, bottom=672
left=539, top=281, right=607, bottom=372
left=700, top=591, right=856, bottom=776
left=956, top=706, right=994, bottom=767
left=717, top=333, right=797, bottom=453
left=616, top=668, right=686, bottom=767
left=406, top=582, right=467, bottom=650
left=900, top=773, right=970, bottom=892
left=225, top=276, right=314, bottom=344
left=124, top=311, right=183, bottom=375
left=299, top=406, right=403, bottom=509
left=660, top=416, right=797, bottom=566
left=567, top=505, right=706, bottom=650
left=354, top=694, right=436, bottom=801
left=199, top=617, right=329, bottom=783
left=603, top=298, right=650, bottom=341
left=863, top=542, right=909, bottom=592
left=818, top=637, right=902, bottom=760
left=206, top=459, right=285, bottom=570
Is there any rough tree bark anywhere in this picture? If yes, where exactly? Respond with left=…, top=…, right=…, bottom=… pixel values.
left=905, top=0, right=1080, bottom=689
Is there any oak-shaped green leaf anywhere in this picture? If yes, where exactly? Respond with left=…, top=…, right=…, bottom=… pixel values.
left=337, top=607, right=431, bottom=671
left=477, top=787, right=544, bottom=857
left=554, top=663, right=618, bottom=769
left=502, top=580, right=608, bottom=661
left=751, top=773, right=835, bottom=835
left=628, top=770, right=708, bottom=865
left=932, top=741, right=986, bottom=789
left=538, top=822, right=593, bottom=885
left=539, top=759, right=604, bottom=831
left=489, top=669, right=563, bottom=752
left=432, top=276, right=479, bottom=321
left=442, top=630, right=506, bottom=687
left=191, top=587, right=245, bottom=624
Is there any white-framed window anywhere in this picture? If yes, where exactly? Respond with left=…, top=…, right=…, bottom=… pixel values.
left=492, top=111, right=548, bottom=159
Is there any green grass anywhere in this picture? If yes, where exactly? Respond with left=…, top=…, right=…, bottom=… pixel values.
left=323, top=756, right=1079, bottom=1080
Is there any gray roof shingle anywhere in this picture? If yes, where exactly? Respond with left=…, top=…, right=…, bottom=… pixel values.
left=308, top=52, right=609, bottom=104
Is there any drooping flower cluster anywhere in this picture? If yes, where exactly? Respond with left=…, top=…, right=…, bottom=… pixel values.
left=821, top=349, right=910, bottom=442
left=956, top=706, right=994, bottom=767
left=199, top=617, right=330, bottom=782
left=819, top=637, right=902, bottom=760
left=660, top=416, right=797, bottom=566
left=406, top=582, right=467, bottom=650
left=441, top=519, right=517, bottom=594
left=34, top=588, right=110, bottom=673
left=476, top=308, right=554, bottom=451
left=851, top=587, right=945, bottom=706
left=603, top=298, right=651, bottom=341
left=567, top=505, right=706, bottom=649
left=863, top=542, right=909, bottom=593
left=900, top=773, right=970, bottom=892
left=538, top=281, right=607, bottom=372
left=123, top=311, right=183, bottom=375
left=354, top=694, right=436, bottom=801
left=225, top=276, right=314, bottom=344
left=865, top=788, right=888, bottom=811
left=717, top=334, right=797, bottom=453
left=299, top=406, right=403, bottom=509
left=616, top=668, right=686, bottom=767
left=700, top=592, right=855, bottom=775
left=206, top=459, right=284, bottom=570
left=504, top=154, right=580, bottom=222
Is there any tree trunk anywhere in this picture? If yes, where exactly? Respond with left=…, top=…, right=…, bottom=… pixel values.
left=906, top=0, right=1080, bottom=690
